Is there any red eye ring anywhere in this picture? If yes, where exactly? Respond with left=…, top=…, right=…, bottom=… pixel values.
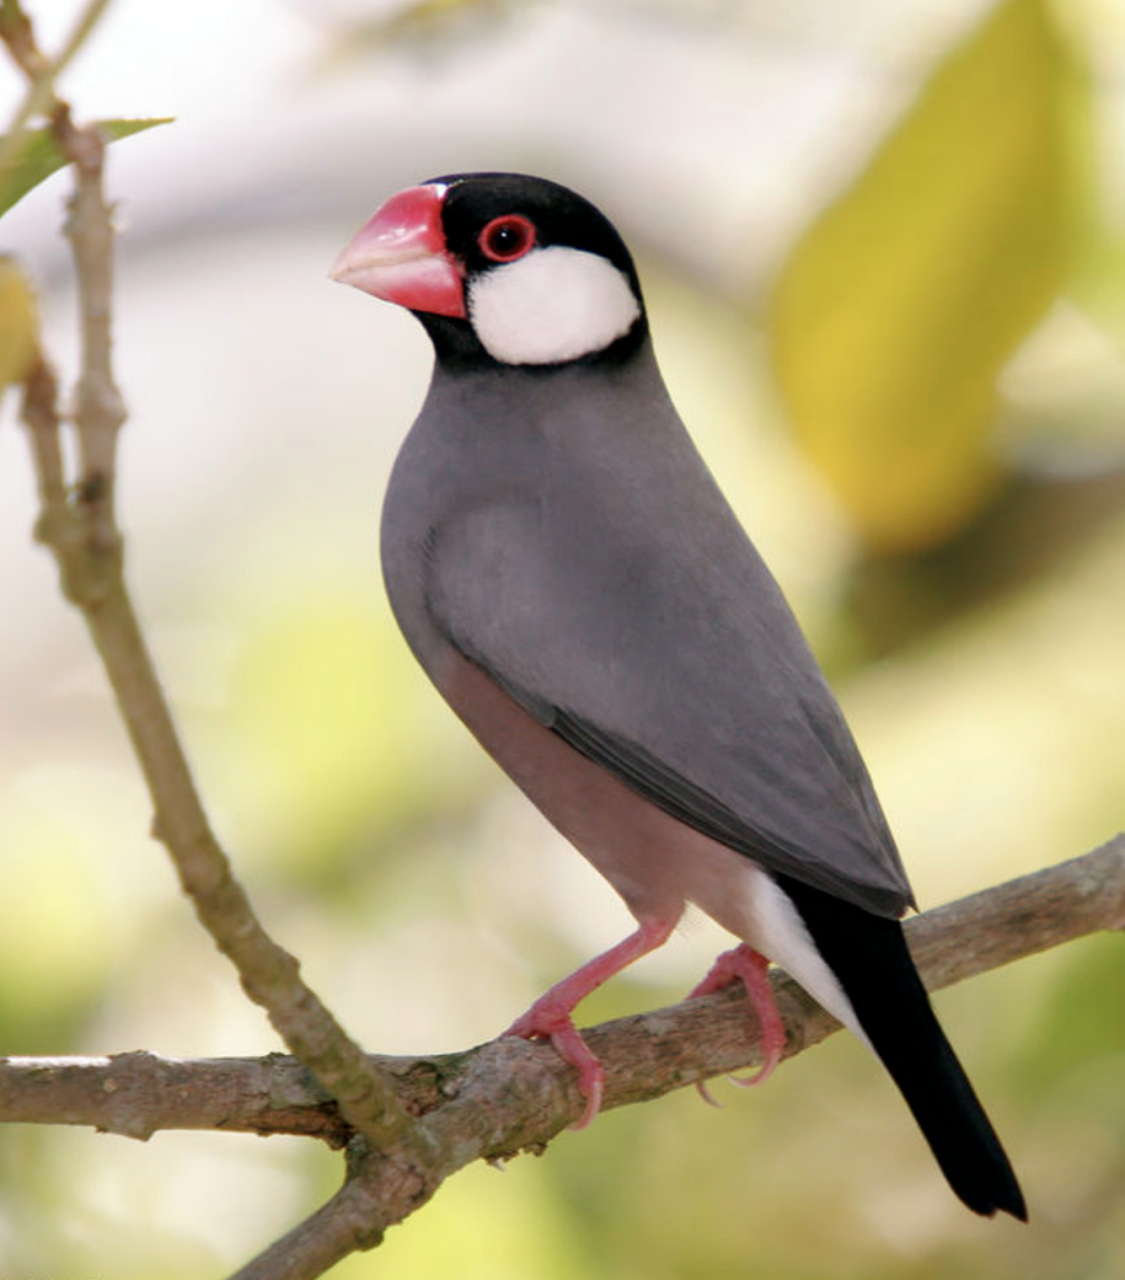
left=478, top=214, right=537, bottom=263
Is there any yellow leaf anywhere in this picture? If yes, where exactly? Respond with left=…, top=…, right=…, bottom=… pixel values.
left=0, top=254, right=38, bottom=400
left=769, top=0, right=1080, bottom=551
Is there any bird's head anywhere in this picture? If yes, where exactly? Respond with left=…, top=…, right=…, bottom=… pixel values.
left=331, top=173, right=647, bottom=368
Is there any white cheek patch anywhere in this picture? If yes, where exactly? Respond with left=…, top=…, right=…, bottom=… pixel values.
left=467, top=246, right=641, bottom=365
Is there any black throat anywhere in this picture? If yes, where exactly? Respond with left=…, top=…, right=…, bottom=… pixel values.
left=416, top=311, right=651, bottom=377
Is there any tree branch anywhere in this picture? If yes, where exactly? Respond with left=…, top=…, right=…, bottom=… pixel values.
left=230, top=1174, right=389, bottom=1280
left=2, top=837, right=1120, bottom=1146
left=6, top=5, right=1121, bottom=1273
left=4, top=837, right=1114, bottom=1278
left=0, top=0, right=114, bottom=215
left=3, top=0, right=432, bottom=1170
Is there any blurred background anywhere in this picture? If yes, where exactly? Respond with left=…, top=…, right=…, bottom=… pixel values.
left=1, top=0, right=1123, bottom=1275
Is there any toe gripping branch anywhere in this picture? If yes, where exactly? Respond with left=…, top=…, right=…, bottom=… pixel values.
left=504, top=924, right=785, bottom=1127
left=688, top=943, right=785, bottom=1105
left=503, top=917, right=677, bottom=1129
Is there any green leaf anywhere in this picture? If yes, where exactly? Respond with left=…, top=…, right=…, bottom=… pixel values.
left=768, top=0, right=1082, bottom=552
left=0, top=116, right=172, bottom=220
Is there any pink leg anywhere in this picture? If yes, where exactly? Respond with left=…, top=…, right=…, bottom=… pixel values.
left=505, top=916, right=678, bottom=1130
left=688, top=943, right=786, bottom=1104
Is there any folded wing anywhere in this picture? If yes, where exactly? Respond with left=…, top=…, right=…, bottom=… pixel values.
left=424, top=486, right=912, bottom=918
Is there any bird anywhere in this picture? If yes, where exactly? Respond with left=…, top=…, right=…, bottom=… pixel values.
left=330, top=172, right=1027, bottom=1221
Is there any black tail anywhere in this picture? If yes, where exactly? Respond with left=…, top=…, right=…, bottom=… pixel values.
left=776, top=874, right=1027, bottom=1221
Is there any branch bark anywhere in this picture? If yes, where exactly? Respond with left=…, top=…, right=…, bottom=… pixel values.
left=3, top=0, right=434, bottom=1175
left=1, top=836, right=1119, bottom=1276
left=5, top=5, right=1122, bottom=1275
left=1, top=836, right=1121, bottom=1145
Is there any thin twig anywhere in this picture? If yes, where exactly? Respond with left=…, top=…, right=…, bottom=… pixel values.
left=6, top=4, right=1121, bottom=1273
left=0, top=0, right=113, bottom=184
left=19, top=355, right=65, bottom=507
left=56, top=100, right=126, bottom=548
left=231, top=1162, right=395, bottom=1280
left=5, top=0, right=432, bottom=1168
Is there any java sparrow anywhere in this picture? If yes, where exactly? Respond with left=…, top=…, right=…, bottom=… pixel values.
left=331, top=173, right=1026, bottom=1220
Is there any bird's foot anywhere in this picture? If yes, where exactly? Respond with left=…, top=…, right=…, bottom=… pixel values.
left=688, top=943, right=786, bottom=1104
left=505, top=998, right=604, bottom=1130
left=501, top=916, right=678, bottom=1130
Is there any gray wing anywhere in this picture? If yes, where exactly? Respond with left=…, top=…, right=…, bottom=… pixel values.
left=425, top=487, right=913, bottom=918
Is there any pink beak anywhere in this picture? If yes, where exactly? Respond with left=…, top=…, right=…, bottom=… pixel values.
left=330, top=184, right=466, bottom=319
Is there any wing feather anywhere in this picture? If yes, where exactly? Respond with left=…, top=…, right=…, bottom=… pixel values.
left=425, top=475, right=913, bottom=918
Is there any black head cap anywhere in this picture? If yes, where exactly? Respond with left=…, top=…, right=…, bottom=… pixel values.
left=422, top=172, right=648, bottom=370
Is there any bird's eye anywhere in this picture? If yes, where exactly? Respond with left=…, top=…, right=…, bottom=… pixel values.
left=478, top=214, right=536, bottom=263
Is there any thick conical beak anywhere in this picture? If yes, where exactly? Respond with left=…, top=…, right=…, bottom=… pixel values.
left=330, top=184, right=465, bottom=318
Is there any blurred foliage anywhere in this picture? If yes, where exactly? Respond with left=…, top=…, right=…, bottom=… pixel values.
left=0, top=252, right=36, bottom=399
left=769, top=0, right=1082, bottom=552
left=1015, top=932, right=1125, bottom=1095
left=215, top=586, right=492, bottom=888
left=2, top=0, right=1124, bottom=1276
left=0, top=799, right=110, bottom=1052
left=837, top=462, right=1125, bottom=662
left=313, top=0, right=523, bottom=66
left=0, top=116, right=172, bottom=219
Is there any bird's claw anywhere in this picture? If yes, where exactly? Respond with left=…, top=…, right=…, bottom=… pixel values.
left=688, top=943, right=786, bottom=1105
left=504, top=1003, right=605, bottom=1130
left=695, top=1078, right=723, bottom=1108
